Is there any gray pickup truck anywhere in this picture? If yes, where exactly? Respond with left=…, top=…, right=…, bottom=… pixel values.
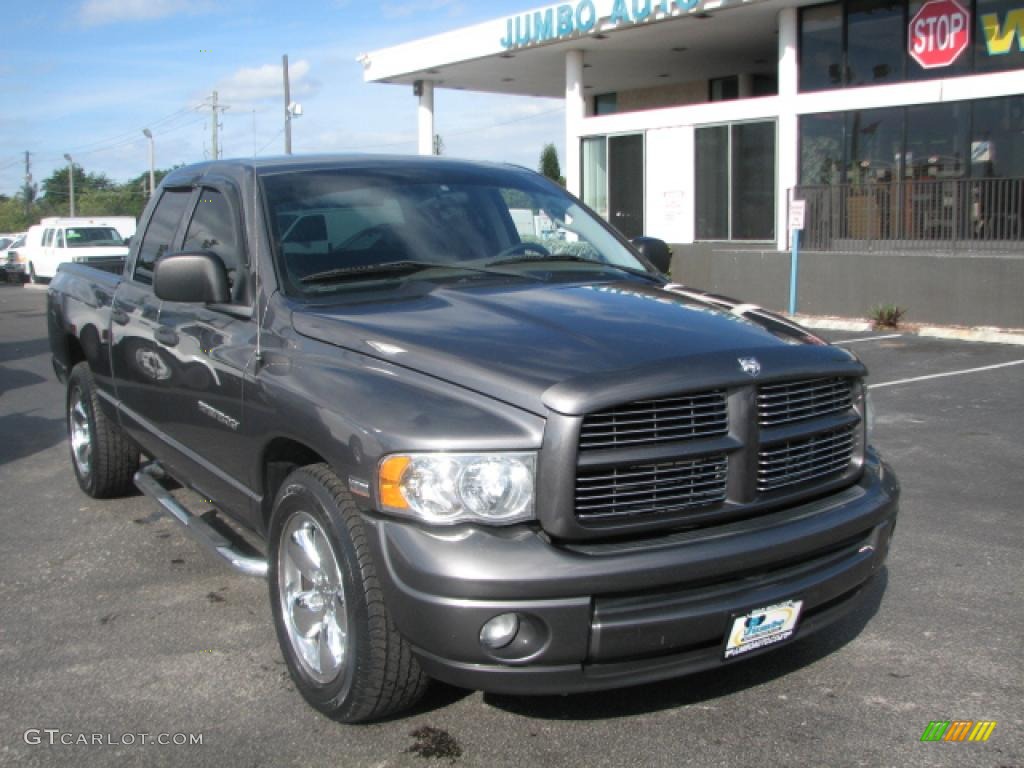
left=47, top=155, right=899, bottom=722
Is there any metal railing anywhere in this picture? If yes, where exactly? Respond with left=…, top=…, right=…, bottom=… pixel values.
left=794, top=178, right=1024, bottom=254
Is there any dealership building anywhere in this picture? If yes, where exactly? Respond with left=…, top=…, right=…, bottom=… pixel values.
left=362, top=0, right=1024, bottom=327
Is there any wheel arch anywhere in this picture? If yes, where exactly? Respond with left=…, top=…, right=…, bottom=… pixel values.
left=258, top=437, right=329, bottom=534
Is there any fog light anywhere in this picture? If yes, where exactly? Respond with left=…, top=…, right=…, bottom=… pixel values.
left=480, top=613, right=519, bottom=649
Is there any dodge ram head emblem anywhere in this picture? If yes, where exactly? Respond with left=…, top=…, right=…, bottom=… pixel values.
left=739, top=357, right=761, bottom=377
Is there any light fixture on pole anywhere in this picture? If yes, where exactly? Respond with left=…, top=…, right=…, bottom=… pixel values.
left=63, top=153, right=75, bottom=217
left=142, top=128, right=155, bottom=198
left=282, top=54, right=303, bottom=155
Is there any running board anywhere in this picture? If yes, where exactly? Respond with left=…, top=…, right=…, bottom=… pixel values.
left=133, top=463, right=268, bottom=578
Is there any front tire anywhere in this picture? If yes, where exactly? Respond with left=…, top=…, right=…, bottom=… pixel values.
left=29, top=262, right=43, bottom=284
left=268, top=464, right=428, bottom=722
left=67, top=362, right=139, bottom=498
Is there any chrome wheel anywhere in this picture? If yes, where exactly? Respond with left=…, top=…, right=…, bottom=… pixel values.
left=69, top=387, right=92, bottom=477
left=278, top=511, right=348, bottom=684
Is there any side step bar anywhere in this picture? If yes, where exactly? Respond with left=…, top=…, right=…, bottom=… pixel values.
left=133, top=463, right=268, bottom=578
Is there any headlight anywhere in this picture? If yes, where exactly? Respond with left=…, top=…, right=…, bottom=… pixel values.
left=378, top=452, right=536, bottom=525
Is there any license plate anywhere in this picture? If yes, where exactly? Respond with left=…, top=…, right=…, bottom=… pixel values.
left=724, top=599, right=803, bottom=659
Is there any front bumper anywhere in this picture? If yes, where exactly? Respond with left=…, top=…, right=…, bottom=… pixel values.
left=365, top=453, right=899, bottom=695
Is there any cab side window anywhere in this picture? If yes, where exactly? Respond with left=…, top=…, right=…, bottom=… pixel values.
left=134, top=188, right=192, bottom=284
left=183, top=188, right=242, bottom=272
left=183, top=187, right=247, bottom=304
left=56, top=230, right=65, bottom=249
left=42, top=229, right=54, bottom=247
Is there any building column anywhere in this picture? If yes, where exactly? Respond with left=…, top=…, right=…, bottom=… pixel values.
left=777, top=7, right=799, bottom=251
left=565, top=50, right=585, bottom=197
left=737, top=73, right=754, bottom=99
left=417, top=80, right=434, bottom=156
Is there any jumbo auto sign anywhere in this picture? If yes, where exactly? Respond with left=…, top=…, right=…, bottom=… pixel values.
left=909, top=0, right=970, bottom=69
left=500, top=0, right=707, bottom=49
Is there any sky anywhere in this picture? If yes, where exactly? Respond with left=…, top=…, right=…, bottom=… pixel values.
left=0, top=0, right=566, bottom=197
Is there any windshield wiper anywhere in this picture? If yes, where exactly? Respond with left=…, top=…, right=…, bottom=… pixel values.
left=299, top=260, right=536, bottom=285
left=484, top=254, right=661, bottom=281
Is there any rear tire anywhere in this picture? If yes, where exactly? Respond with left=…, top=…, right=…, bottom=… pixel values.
left=67, top=362, right=139, bottom=498
left=268, top=464, right=428, bottom=722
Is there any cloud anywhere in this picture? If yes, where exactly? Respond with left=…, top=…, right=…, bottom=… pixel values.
left=79, top=0, right=211, bottom=26
left=214, top=59, right=320, bottom=107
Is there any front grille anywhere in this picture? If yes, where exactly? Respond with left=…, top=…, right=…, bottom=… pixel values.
left=757, top=377, right=853, bottom=427
left=758, top=426, right=855, bottom=492
left=579, top=390, right=728, bottom=450
left=575, top=455, right=728, bottom=520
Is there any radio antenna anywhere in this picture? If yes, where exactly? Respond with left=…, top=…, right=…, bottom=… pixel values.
left=252, top=164, right=264, bottom=366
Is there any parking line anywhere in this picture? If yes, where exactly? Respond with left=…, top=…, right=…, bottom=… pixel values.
left=835, top=334, right=903, bottom=345
left=873, top=359, right=1024, bottom=389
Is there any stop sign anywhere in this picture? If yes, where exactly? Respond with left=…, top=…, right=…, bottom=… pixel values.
left=909, top=0, right=970, bottom=69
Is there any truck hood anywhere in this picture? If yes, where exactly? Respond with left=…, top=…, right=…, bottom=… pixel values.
left=63, top=246, right=129, bottom=260
left=292, top=278, right=863, bottom=415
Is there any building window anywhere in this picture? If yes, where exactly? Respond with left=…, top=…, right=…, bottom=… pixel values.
left=800, top=112, right=845, bottom=185
left=845, top=0, right=905, bottom=86
left=696, top=126, right=729, bottom=239
left=696, top=121, right=776, bottom=241
left=709, top=76, right=739, bottom=102
left=846, top=107, right=904, bottom=184
left=972, top=95, right=1024, bottom=178
left=800, top=3, right=843, bottom=92
left=975, top=0, right=1024, bottom=73
left=581, top=136, right=608, bottom=218
left=905, top=103, right=969, bottom=179
left=800, top=1, right=1024, bottom=92
left=732, top=122, right=777, bottom=239
left=593, top=93, right=618, bottom=115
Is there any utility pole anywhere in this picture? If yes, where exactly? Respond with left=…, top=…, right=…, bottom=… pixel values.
left=64, top=154, right=75, bottom=216
left=23, top=151, right=32, bottom=223
left=205, top=90, right=229, bottom=159
left=283, top=55, right=292, bottom=155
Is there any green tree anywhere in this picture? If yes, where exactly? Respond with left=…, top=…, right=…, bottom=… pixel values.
left=539, top=143, right=564, bottom=185
left=40, top=165, right=116, bottom=215
left=0, top=196, right=31, bottom=232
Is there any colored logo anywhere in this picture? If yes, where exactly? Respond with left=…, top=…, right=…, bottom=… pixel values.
left=738, top=357, right=761, bottom=377
left=920, top=720, right=997, bottom=742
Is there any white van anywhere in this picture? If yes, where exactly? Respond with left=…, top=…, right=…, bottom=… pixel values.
left=21, top=217, right=135, bottom=283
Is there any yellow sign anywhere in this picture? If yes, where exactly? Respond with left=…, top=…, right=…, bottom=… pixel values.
left=981, top=9, right=1024, bottom=55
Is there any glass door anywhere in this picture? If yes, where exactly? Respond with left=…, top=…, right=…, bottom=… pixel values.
left=608, top=134, right=644, bottom=239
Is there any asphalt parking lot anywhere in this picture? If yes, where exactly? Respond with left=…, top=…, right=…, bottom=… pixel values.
left=0, top=283, right=1020, bottom=768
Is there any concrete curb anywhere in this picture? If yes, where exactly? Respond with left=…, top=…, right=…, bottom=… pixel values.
left=793, top=314, right=1024, bottom=347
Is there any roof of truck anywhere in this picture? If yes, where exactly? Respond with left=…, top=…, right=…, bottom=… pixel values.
left=162, top=154, right=532, bottom=186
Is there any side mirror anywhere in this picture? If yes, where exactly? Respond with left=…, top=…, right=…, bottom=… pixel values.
left=631, top=237, right=673, bottom=275
left=153, top=251, right=230, bottom=304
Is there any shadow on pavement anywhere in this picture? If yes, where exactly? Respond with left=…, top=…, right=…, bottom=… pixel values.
left=0, top=337, right=51, bottom=364
left=482, top=569, right=889, bottom=721
left=0, top=410, right=67, bottom=466
left=0, top=366, right=47, bottom=396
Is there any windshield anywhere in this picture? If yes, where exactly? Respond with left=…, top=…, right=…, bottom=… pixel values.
left=64, top=227, right=124, bottom=248
left=260, top=165, right=654, bottom=296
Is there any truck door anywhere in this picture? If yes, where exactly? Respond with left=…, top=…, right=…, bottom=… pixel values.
left=35, top=227, right=55, bottom=281
left=111, top=183, right=258, bottom=518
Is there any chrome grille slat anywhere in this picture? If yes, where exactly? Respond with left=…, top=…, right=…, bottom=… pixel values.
left=580, top=416, right=729, bottom=438
left=577, top=476, right=728, bottom=500
left=574, top=455, right=727, bottom=520
left=757, top=426, right=855, bottom=492
left=757, top=377, right=853, bottom=427
left=579, top=390, right=728, bottom=451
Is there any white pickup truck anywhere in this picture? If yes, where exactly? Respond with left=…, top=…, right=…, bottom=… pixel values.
left=11, top=216, right=135, bottom=283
